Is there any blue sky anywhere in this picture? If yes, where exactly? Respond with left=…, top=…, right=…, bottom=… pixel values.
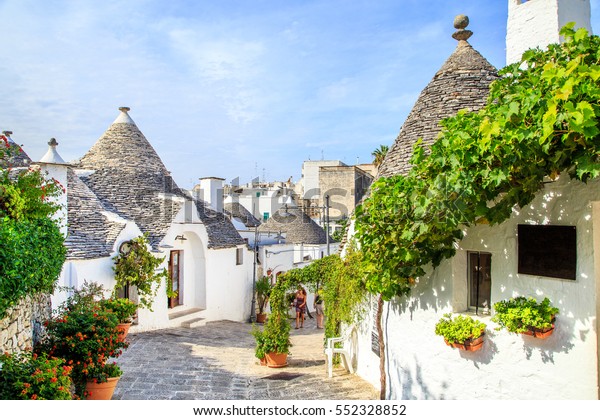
left=1, top=0, right=599, bottom=189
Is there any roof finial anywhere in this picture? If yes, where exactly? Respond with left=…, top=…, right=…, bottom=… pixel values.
left=48, top=138, right=58, bottom=147
left=452, top=14, right=472, bottom=42
left=119, top=106, right=130, bottom=113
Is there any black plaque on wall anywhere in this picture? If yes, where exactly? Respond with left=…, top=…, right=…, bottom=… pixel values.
left=517, top=224, right=576, bottom=280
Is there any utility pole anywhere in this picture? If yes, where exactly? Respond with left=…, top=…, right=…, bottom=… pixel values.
left=250, top=226, right=258, bottom=323
left=325, top=194, right=330, bottom=256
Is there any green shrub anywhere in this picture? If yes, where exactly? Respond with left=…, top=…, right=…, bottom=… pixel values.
left=0, top=352, right=72, bottom=400
left=0, top=217, right=66, bottom=318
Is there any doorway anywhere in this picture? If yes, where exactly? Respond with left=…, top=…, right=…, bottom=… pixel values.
left=168, top=250, right=182, bottom=308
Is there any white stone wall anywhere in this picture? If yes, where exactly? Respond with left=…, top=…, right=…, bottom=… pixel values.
left=353, top=176, right=600, bottom=399
left=506, top=0, right=592, bottom=65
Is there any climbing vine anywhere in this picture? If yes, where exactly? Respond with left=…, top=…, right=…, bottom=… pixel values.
left=280, top=249, right=367, bottom=340
left=112, top=234, right=169, bottom=310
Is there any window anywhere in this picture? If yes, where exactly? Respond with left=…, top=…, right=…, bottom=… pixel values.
left=517, top=224, right=576, bottom=280
left=236, top=248, right=243, bottom=265
left=467, top=251, right=492, bottom=314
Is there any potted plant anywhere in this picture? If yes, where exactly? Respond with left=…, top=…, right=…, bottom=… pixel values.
left=261, top=313, right=292, bottom=367
left=492, top=296, right=559, bottom=338
left=253, top=276, right=293, bottom=368
left=101, top=297, right=138, bottom=342
left=84, top=361, right=123, bottom=400
left=435, top=313, right=487, bottom=351
left=255, top=275, right=272, bottom=323
left=0, top=352, right=73, bottom=400
left=36, top=283, right=127, bottom=398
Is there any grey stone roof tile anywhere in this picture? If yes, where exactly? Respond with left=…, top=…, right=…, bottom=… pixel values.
left=377, top=40, right=498, bottom=178
left=258, top=206, right=331, bottom=245
left=65, top=169, right=127, bottom=259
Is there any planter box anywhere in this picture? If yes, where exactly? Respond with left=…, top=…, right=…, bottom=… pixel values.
left=444, top=333, right=485, bottom=352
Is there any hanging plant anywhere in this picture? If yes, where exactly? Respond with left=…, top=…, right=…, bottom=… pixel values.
left=112, top=234, right=168, bottom=310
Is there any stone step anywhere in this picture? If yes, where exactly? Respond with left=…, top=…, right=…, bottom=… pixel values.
left=168, top=306, right=203, bottom=320
left=181, top=317, right=207, bottom=328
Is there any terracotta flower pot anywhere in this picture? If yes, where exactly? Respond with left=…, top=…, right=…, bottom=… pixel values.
left=265, top=352, right=288, bottom=368
left=85, top=377, right=120, bottom=400
left=444, top=333, right=485, bottom=352
left=116, top=322, right=132, bottom=342
left=522, top=325, right=554, bottom=339
left=256, top=313, right=267, bottom=324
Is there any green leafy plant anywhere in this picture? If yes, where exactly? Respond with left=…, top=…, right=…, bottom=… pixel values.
left=255, top=275, right=272, bottom=315
left=113, top=234, right=168, bottom=310
left=492, top=296, right=559, bottom=333
left=251, top=326, right=267, bottom=360
left=1, top=134, right=66, bottom=319
left=100, top=297, right=138, bottom=324
left=0, top=352, right=73, bottom=400
left=435, top=314, right=487, bottom=345
left=35, top=283, right=127, bottom=398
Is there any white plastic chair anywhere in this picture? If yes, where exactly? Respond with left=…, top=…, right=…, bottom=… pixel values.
left=324, top=331, right=355, bottom=378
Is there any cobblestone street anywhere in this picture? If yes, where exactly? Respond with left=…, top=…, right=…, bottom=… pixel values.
left=113, top=317, right=378, bottom=400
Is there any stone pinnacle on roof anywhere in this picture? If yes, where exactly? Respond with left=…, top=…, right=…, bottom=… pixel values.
left=452, top=14, right=473, bottom=42
left=113, top=106, right=136, bottom=125
left=376, top=15, right=498, bottom=178
left=39, top=138, right=67, bottom=164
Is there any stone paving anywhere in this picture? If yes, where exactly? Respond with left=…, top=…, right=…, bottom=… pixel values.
left=113, top=315, right=378, bottom=400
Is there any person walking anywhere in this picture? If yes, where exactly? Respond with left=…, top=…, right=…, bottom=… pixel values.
left=294, top=287, right=306, bottom=329
left=314, top=289, right=324, bottom=329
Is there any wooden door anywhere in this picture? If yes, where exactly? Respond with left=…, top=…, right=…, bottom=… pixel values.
left=168, top=250, right=181, bottom=308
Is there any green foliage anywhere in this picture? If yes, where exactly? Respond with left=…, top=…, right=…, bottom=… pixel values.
left=0, top=217, right=66, bottom=319
left=355, top=25, right=600, bottom=301
left=492, top=296, right=559, bottom=333
left=35, top=283, right=127, bottom=398
left=255, top=275, right=272, bottom=315
left=0, top=135, right=67, bottom=319
left=113, top=234, right=168, bottom=310
left=0, top=352, right=73, bottom=400
left=434, top=314, right=486, bottom=344
left=331, top=217, right=349, bottom=243
left=85, top=361, right=122, bottom=385
left=100, top=297, right=138, bottom=323
left=252, top=268, right=297, bottom=359
left=320, top=249, right=367, bottom=341
left=372, top=144, right=390, bottom=168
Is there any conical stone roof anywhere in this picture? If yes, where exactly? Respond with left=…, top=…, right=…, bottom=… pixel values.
left=1, top=131, right=32, bottom=169
left=258, top=205, right=330, bottom=245
left=78, top=107, right=244, bottom=249
left=377, top=17, right=498, bottom=178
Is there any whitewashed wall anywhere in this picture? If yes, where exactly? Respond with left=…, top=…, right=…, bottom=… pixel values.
left=506, top=0, right=592, bottom=65
left=353, top=176, right=600, bottom=399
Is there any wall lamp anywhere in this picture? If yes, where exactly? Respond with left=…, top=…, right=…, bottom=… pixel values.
left=175, top=234, right=187, bottom=241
